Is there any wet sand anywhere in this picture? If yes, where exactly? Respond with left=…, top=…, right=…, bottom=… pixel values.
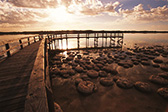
left=50, top=45, right=168, bottom=112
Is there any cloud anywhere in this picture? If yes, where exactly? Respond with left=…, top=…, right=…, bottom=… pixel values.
left=0, top=0, right=168, bottom=31
left=7, top=0, right=58, bottom=8
left=0, top=1, right=48, bottom=25
left=65, top=0, right=120, bottom=16
left=119, top=4, right=168, bottom=22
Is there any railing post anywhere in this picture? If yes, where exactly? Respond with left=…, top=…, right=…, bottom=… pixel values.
left=102, top=33, right=104, bottom=47
left=39, top=36, right=42, bottom=41
left=105, top=33, right=107, bottom=47
left=28, top=37, right=30, bottom=45
left=48, top=35, right=51, bottom=50
left=94, top=33, right=98, bottom=48
left=61, top=34, right=63, bottom=49
left=110, top=33, right=112, bottom=47
left=77, top=33, right=80, bottom=49
left=51, top=35, right=53, bottom=50
left=34, top=36, right=36, bottom=43
left=19, top=39, right=23, bottom=49
left=5, top=43, right=11, bottom=57
left=66, top=34, right=68, bottom=50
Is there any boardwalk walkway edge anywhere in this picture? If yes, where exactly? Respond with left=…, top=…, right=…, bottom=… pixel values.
left=24, top=38, right=52, bottom=112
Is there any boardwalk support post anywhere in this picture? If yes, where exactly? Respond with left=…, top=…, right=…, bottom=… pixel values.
left=34, top=37, right=36, bottom=43
left=102, top=33, right=104, bottom=47
left=94, top=33, right=98, bottom=48
left=5, top=43, right=11, bottom=57
left=105, top=33, right=107, bottom=47
left=28, top=38, right=30, bottom=45
left=66, top=34, right=68, bottom=50
left=19, top=39, right=23, bottom=49
left=77, top=33, right=80, bottom=49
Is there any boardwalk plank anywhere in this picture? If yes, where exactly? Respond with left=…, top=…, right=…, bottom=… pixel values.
left=0, top=41, right=41, bottom=112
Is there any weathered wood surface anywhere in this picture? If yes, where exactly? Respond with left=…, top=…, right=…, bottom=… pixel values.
left=0, top=35, right=39, bottom=46
left=0, top=41, right=41, bottom=112
left=24, top=39, right=49, bottom=112
left=52, top=36, right=123, bottom=40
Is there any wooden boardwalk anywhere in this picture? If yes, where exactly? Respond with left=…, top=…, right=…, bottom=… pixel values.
left=0, top=41, right=41, bottom=112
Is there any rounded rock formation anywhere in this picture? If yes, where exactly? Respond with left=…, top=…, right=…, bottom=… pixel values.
left=75, top=78, right=83, bottom=86
left=157, top=88, right=168, bottom=99
left=153, top=59, right=163, bottom=63
left=99, top=71, right=108, bottom=77
left=75, top=66, right=84, bottom=73
left=149, top=75, right=168, bottom=85
left=134, top=81, right=152, bottom=93
left=77, top=81, right=97, bottom=95
left=116, top=78, right=133, bottom=89
left=103, top=66, right=118, bottom=75
left=87, top=70, right=99, bottom=78
left=100, top=77, right=114, bottom=86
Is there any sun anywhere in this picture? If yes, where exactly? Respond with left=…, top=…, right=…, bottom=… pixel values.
left=47, top=5, right=73, bottom=22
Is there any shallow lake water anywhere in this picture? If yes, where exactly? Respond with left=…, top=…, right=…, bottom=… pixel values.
left=49, top=33, right=168, bottom=112
left=0, top=33, right=168, bottom=112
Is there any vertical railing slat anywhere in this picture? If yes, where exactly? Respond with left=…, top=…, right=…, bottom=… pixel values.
left=5, top=43, right=11, bottom=57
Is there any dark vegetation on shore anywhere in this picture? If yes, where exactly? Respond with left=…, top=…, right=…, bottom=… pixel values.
left=0, top=30, right=168, bottom=35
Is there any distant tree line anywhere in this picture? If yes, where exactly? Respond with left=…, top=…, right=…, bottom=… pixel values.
left=0, top=30, right=168, bottom=35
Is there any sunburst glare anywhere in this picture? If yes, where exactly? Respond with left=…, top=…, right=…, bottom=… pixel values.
left=47, top=5, right=74, bottom=22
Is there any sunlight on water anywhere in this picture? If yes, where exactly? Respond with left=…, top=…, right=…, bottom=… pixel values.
left=52, top=33, right=168, bottom=50
left=0, top=33, right=168, bottom=58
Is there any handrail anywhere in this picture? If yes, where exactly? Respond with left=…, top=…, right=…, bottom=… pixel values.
left=0, top=38, right=39, bottom=54
left=0, top=35, right=44, bottom=57
left=24, top=38, right=54, bottom=112
left=0, top=35, right=40, bottom=46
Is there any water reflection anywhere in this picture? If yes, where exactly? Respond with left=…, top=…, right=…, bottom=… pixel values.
left=50, top=36, right=123, bottom=50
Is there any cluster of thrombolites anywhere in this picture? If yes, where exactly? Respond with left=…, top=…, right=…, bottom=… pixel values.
left=50, top=45, right=168, bottom=100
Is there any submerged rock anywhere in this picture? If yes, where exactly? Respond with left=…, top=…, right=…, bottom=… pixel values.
left=62, top=74, right=70, bottom=78
left=81, top=75, right=91, bottom=81
left=52, top=56, right=61, bottom=61
left=158, top=72, right=168, bottom=79
left=75, top=78, right=83, bottom=86
left=160, top=65, right=168, bottom=72
left=87, top=70, right=99, bottom=78
left=53, top=61, right=63, bottom=65
left=153, top=59, right=163, bottom=63
left=134, top=81, right=152, bottom=93
left=67, top=69, right=76, bottom=76
left=141, top=61, right=150, bottom=66
left=77, top=81, right=97, bottom=95
left=96, top=64, right=104, bottom=68
left=54, top=102, right=63, bottom=112
left=148, top=56, right=155, bottom=60
left=99, top=71, right=108, bottom=77
left=77, top=54, right=82, bottom=59
left=66, top=57, right=74, bottom=61
left=85, top=64, right=93, bottom=70
left=103, top=66, right=118, bottom=75
left=157, top=88, right=168, bottom=99
left=152, top=64, right=160, bottom=68
left=116, top=77, right=133, bottom=89
left=50, top=68, right=60, bottom=75
left=75, top=66, right=84, bottom=73
left=100, top=77, right=114, bottom=86
left=149, top=75, right=168, bottom=85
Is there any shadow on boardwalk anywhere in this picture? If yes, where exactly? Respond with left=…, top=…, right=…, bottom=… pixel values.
left=0, top=41, right=41, bottom=112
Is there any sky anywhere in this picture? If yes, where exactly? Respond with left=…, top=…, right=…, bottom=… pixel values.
left=0, top=0, right=168, bottom=31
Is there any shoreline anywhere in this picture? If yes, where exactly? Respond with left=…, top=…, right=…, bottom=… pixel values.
left=0, top=30, right=168, bottom=35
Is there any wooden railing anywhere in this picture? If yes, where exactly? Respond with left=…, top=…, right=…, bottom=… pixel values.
left=24, top=38, right=54, bottom=112
left=46, top=32, right=124, bottom=50
left=0, top=35, right=44, bottom=58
